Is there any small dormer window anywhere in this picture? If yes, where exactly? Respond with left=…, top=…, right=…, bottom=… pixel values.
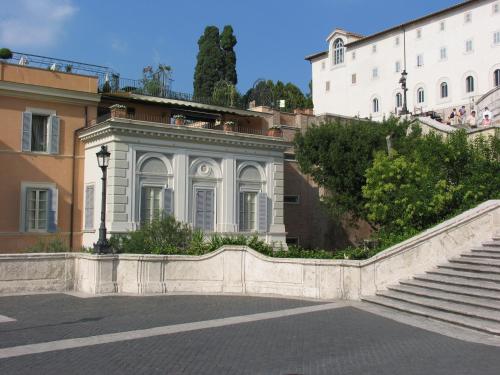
left=333, top=38, right=344, bottom=65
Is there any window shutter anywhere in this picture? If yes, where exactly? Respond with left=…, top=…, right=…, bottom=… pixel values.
left=47, top=187, right=58, bottom=233
left=22, top=112, right=32, bottom=152
left=85, top=185, right=94, bottom=229
left=195, top=190, right=205, bottom=229
left=163, top=188, right=174, bottom=216
left=25, top=188, right=33, bottom=231
left=257, top=192, right=268, bottom=233
left=205, top=189, right=214, bottom=231
left=49, top=116, right=60, bottom=154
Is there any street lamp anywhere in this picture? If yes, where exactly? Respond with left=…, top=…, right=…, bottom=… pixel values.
left=94, top=145, right=111, bottom=254
left=399, top=69, right=409, bottom=115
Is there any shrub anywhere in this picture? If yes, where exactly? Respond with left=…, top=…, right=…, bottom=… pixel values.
left=26, top=237, right=69, bottom=253
left=0, top=48, right=13, bottom=60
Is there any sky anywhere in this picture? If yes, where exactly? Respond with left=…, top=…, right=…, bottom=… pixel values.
left=0, top=0, right=461, bottom=95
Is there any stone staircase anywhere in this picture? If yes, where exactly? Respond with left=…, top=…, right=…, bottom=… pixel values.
left=362, top=236, right=500, bottom=335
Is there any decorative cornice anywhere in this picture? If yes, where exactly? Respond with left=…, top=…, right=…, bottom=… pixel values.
left=0, top=81, right=101, bottom=104
left=79, top=119, right=293, bottom=151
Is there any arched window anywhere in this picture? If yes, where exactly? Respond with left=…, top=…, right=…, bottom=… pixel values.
left=440, top=82, right=448, bottom=98
left=494, top=69, right=500, bottom=87
left=417, top=88, right=425, bottom=103
left=395, top=93, right=402, bottom=108
left=237, top=163, right=266, bottom=233
left=466, top=76, right=475, bottom=93
left=372, top=98, right=379, bottom=113
left=333, top=38, right=344, bottom=65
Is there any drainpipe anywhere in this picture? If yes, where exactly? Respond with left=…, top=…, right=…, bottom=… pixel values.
left=69, top=106, right=87, bottom=250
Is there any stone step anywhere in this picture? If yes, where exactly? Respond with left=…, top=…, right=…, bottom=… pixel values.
left=428, top=268, right=500, bottom=282
left=387, top=284, right=500, bottom=310
left=482, top=240, right=500, bottom=247
left=400, top=279, right=500, bottom=300
left=414, top=273, right=500, bottom=292
left=375, top=291, right=500, bottom=323
left=461, top=251, right=500, bottom=260
left=470, top=246, right=500, bottom=253
left=361, top=296, right=500, bottom=335
left=452, top=257, right=500, bottom=267
left=438, top=263, right=500, bottom=274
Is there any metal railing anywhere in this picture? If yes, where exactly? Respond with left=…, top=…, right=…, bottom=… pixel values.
left=89, top=112, right=274, bottom=137
left=98, top=76, right=248, bottom=110
left=3, top=51, right=113, bottom=79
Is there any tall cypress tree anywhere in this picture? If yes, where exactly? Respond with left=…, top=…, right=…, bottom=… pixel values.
left=193, top=26, right=223, bottom=99
left=220, top=25, right=237, bottom=85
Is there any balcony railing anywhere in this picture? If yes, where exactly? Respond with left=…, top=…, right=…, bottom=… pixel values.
left=3, top=51, right=113, bottom=79
left=90, top=112, right=281, bottom=138
left=99, top=76, right=248, bottom=110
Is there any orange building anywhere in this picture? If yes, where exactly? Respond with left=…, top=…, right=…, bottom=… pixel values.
left=0, top=57, right=100, bottom=252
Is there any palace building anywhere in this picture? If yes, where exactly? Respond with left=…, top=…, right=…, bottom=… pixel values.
left=306, top=0, right=500, bottom=120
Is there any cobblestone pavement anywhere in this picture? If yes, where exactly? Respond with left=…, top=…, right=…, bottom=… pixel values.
left=1, top=294, right=500, bottom=375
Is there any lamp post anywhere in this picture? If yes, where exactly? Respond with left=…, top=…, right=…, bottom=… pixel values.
left=399, top=70, right=409, bottom=115
left=94, top=145, right=111, bottom=254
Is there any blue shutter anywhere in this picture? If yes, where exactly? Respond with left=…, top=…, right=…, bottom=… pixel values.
left=205, top=189, right=214, bottom=231
left=47, top=187, right=58, bottom=233
left=163, top=188, right=174, bottom=217
left=22, top=112, right=32, bottom=152
left=25, top=188, right=34, bottom=231
left=195, top=190, right=205, bottom=229
left=49, top=116, right=60, bottom=154
left=257, top=192, right=268, bottom=233
left=85, top=185, right=94, bottom=229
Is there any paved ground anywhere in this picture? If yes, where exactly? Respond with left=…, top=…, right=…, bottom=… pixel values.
left=0, top=294, right=499, bottom=375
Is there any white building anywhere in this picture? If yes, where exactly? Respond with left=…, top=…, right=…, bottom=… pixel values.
left=307, top=0, right=500, bottom=120
left=79, top=101, right=289, bottom=248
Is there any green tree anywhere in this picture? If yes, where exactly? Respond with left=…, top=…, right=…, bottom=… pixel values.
left=193, top=26, right=223, bottom=100
left=243, top=80, right=311, bottom=111
left=220, top=25, right=237, bottom=84
left=294, top=118, right=409, bottom=221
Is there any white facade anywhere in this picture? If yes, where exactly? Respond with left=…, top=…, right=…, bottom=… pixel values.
left=309, top=0, right=500, bottom=120
left=80, top=118, right=290, bottom=248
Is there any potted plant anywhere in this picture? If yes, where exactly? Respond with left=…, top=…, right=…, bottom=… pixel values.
left=223, top=121, right=236, bottom=131
left=110, top=104, right=127, bottom=118
left=174, top=114, right=185, bottom=125
left=267, top=126, right=283, bottom=137
left=0, top=48, right=13, bottom=61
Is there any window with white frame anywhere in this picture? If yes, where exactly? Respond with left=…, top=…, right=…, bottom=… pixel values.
left=194, top=188, right=215, bottom=231
left=372, top=67, right=378, bottom=79
left=417, top=88, right=425, bottom=103
left=372, top=44, right=377, bottom=53
left=141, top=186, right=162, bottom=223
left=395, top=61, right=401, bottom=73
left=239, top=192, right=257, bottom=231
left=494, top=31, right=500, bottom=45
left=352, top=51, right=356, bottom=60
left=440, top=82, right=448, bottom=98
left=440, top=21, right=445, bottom=31
left=494, top=3, right=499, bottom=13
left=395, top=93, right=402, bottom=108
left=440, top=47, right=447, bottom=60
left=351, top=73, right=357, bottom=84
left=417, top=54, right=424, bottom=67
left=22, top=111, right=60, bottom=154
left=465, top=39, right=473, bottom=53
left=333, top=38, right=344, bottom=65
left=27, top=189, right=49, bottom=231
left=495, top=69, right=500, bottom=87
left=21, top=183, right=58, bottom=233
left=466, top=76, right=475, bottom=93
left=237, top=164, right=267, bottom=233
left=395, top=36, right=400, bottom=46
left=84, top=184, right=95, bottom=230
left=416, top=29, right=422, bottom=39
left=465, top=12, right=472, bottom=23
left=372, top=98, right=379, bottom=113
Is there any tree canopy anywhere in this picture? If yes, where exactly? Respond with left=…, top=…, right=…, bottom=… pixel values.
left=243, top=79, right=312, bottom=112
left=193, top=25, right=238, bottom=100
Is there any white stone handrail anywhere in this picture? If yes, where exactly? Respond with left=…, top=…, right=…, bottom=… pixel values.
left=1, top=200, right=500, bottom=300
